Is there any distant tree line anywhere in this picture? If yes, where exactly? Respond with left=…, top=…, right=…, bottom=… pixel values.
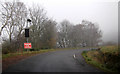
left=57, top=20, right=102, bottom=48
left=0, top=1, right=102, bottom=54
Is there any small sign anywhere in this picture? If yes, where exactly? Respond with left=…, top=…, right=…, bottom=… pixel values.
left=24, top=43, right=32, bottom=49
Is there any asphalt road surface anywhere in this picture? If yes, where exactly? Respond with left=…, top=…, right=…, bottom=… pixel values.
left=3, top=49, right=103, bottom=72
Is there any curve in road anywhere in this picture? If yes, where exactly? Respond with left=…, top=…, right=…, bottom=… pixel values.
left=3, top=49, right=103, bottom=72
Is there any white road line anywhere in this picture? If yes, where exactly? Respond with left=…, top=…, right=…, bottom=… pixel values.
left=73, top=54, right=76, bottom=58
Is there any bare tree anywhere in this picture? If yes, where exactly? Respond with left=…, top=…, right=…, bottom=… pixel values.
left=1, top=1, right=103, bottom=51
left=40, top=19, right=57, bottom=48
left=1, top=1, right=27, bottom=43
left=57, top=20, right=102, bottom=48
left=1, top=1, right=27, bottom=53
left=57, top=20, right=73, bottom=48
left=29, top=5, right=47, bottom=49
left=29, top=5, right=57, bottom=49
left=82, top=20, right=102, bottom=47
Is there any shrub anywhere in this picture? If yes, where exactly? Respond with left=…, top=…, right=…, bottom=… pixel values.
left=2, top=40, right=11, bottom=54
left=29, top=49, right=35, bottom=51
left=83, top=51, right=87, bottom=54
left=87, top=58, right=92, bottom=61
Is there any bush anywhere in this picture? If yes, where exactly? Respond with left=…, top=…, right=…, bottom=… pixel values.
left=29, top=49, right=35, bottom=51
left=2, top=49, right=10, bottom=54
left=99, top=49, right=120, bottom=71
left=82, top=46, right=120, bottom=72
left=23, top=48, right=40, bottom=51
left=35, top=48, right=40, bottom=51
left=87, top=58, right=92, bottom=61
left=83, top=51, right=87, bottom=54
left=2, top=39, right=23, bottom=54
left=101, top=65, right=105, bottom=68
left=2, top=40, right=11, bottom=54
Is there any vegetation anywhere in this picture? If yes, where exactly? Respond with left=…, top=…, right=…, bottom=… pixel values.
left=82, top=46, right=120, bottom=72
left=2, top=49, right=55, bottom=59
left=0, top=0, right=102, bottom=54
left=2, top=47, right=91, bottom=59
left=0, top=0, right=118, bottom=72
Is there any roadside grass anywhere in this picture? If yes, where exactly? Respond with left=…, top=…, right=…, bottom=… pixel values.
left=2, top=49, right=56, bottom=59
left=2, top=48, right=58, bottom=71
left=2, top=47, right=92, bottom=70
left=82, top=50, right=112, bottom=72
left=2, top=47, right=80, bottom=59
left=2, top=46, right=99, bottom=71
left=2, top=46, right=99, bottom=59
left=82, top=45, right=120, bottom=72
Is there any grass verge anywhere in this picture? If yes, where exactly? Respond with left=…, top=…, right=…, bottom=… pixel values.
left=3, top=46, right=97, bottom=59
left=82, top=45, right=120, bottom=72
left=2, top=47, right=99, bottom=71
left=2, top=49, right=58, bottom=71
left=2, top=49, right=56, bottom=59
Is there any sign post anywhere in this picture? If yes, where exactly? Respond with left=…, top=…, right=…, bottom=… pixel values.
left=24, top=19, right=32, bottom=51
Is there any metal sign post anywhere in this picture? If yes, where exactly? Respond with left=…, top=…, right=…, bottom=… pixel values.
left=24, top=19, right=32, bottom=51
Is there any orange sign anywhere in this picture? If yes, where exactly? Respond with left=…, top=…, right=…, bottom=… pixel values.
left=24, top=43, right=32, bottom=49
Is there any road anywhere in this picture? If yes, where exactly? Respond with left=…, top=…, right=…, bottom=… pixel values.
left=3, top=49, right=103, bottom=72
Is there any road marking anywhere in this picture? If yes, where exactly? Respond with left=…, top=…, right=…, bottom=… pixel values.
left=73, top=54, right=76, bottom=59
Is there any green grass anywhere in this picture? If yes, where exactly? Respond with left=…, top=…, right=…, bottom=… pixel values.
left=2, top=47, right=85, bottom=59
left=2, top=49, right=57, bottom=59
left=100, top=46, right=118, bottom=54
left=2, top=46, right=99, bottom=60
left=82, top=45, right=120, bottom=72
left=82, top=51, right=112, bottom=72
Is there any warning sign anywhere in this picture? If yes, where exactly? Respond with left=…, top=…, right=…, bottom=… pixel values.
left=24, top=43, right=32, bottom=49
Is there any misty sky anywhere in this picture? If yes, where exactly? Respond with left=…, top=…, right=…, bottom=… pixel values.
left=1, top=0, right=119, bottom=43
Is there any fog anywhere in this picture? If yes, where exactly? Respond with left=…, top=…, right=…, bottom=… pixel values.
left=1, top=0, right=119, bottom=43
